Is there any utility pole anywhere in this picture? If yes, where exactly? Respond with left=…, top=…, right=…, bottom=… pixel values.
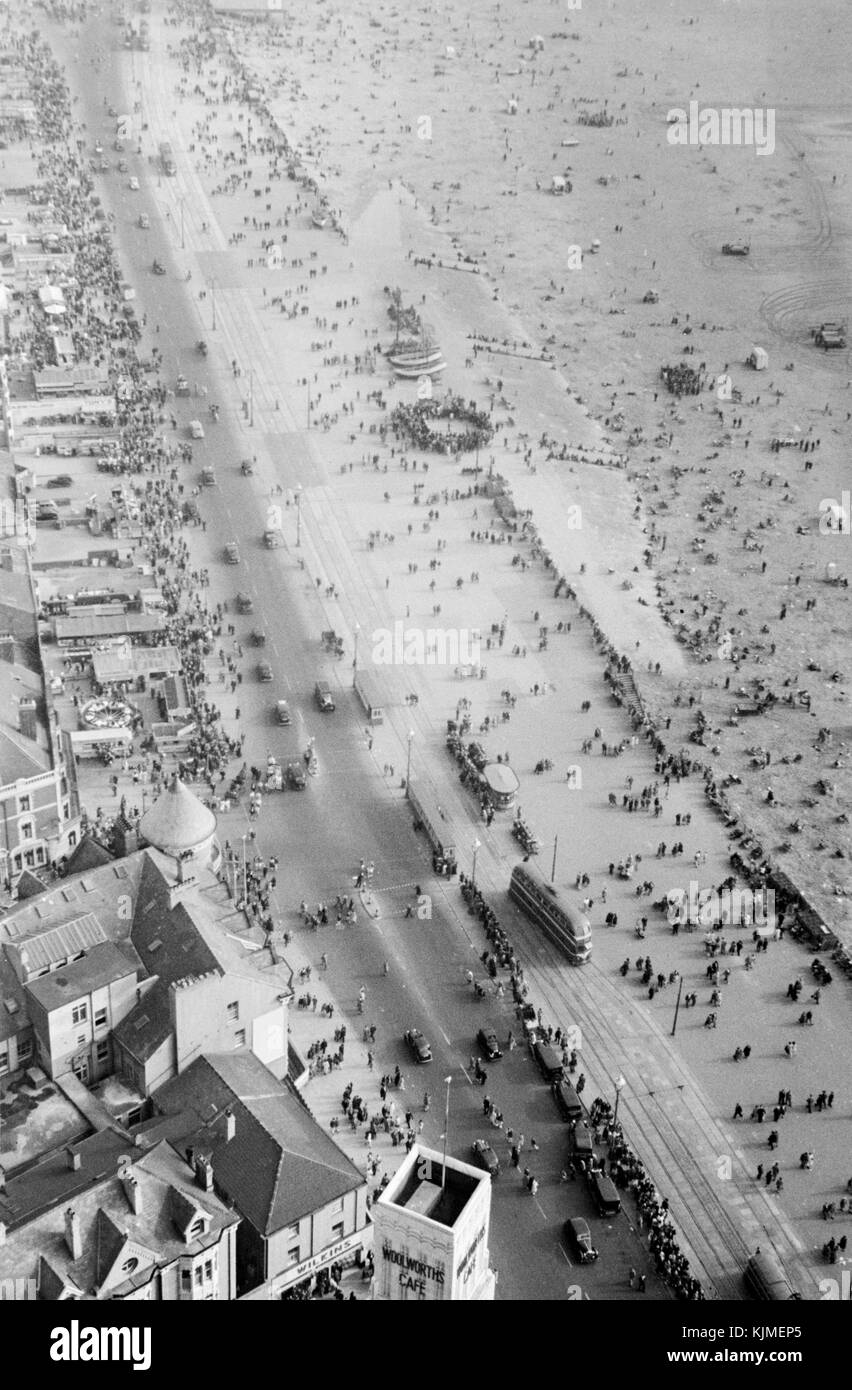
left=248, top=369, right=254, bottom=427
left=670, top=976, right=684, bottom=1037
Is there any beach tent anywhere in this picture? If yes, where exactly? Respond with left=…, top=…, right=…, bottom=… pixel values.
left=747, top=346, right=768, bottom=370
left=529, top=35, right=545, bottom=50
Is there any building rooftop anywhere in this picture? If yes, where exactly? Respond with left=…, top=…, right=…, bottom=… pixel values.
left=0, top=1137, right=239, bottom=1299
left=137, top=775, right=216, bottom=854
left=153, top=1052, right=365, bottom=1236
left=25, top=939, right=141, bottom=1012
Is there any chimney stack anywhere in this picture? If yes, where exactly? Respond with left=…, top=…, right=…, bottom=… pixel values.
left=65, top=1146, right=81, bottom=1172
left=18, top=697, right=37, bottom=741
left=64, top=1207, right=82, bottom=1261
left=195, top=1155, right=214, bottom=1193
left=122, top=1171, right=143, bottom=1215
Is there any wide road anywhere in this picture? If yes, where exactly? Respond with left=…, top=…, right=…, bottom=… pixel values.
left=55, top=13, right=667, bottom=1302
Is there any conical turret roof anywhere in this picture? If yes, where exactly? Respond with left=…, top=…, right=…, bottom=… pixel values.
left=138, top=775, right=216, bottom=853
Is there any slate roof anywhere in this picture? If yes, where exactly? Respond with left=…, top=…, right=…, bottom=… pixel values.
left=25, top=940, right=141, bottom=1012
left=154, top=1052, right=365, bottom=1236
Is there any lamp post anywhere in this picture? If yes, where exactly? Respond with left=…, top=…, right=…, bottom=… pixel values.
left=670, top=975, right=684, bottom=1037
left=441, top=1075, right=452, bottom=1191
left=353, top=623, right=360, bottom=685
left=406, top=729, right=414, bottom=788
left=551, top=833, right=558, bottom=884
left=295, top=485, right=302, bottom=547
left=472, top=837, right=481, bottom=889
left=209, top=277, right=217, bottom=331
left=240, top=834, right=248, bottom=904
left=613, top=1074, right=626, bottom=1127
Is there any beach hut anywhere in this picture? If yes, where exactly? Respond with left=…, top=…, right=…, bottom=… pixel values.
left=529, top=35, right=545, bottom=51
left=747, top=346, right=768, bottom=370
left=551, top=175, right=569, bottom=194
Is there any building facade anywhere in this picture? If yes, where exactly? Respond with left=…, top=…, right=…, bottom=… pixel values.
left=372, top=1145, right=496, bottom=1301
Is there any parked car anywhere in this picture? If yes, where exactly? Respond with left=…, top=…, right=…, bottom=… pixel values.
left=404, top=1028, right=432, bottom=1064
left=128, top=176, right=140, bottom=190
left=471, top=1139, right=500, bottom=1178
left=189, top=420, right=205, bottom=440
left=117, top=160, right=129, bottom=174
left=200, top=466, right=216, bottom=486
left=138, top=213, right=150, bottom=229
left=257, top=661, right=273, bottom=683
left=235, top=593, right=254, bottom=614
left=152, top=259, right=165, bottom=274
left=45, top=475, right=72, bottom=489
left=286, top=760, right=306, bottom=789
left=224, top=542, right=240, bottom=564
left=564, top=1217, right=598, bottom=1264
left=275, top=699, right=291, bottom=725
left=314, top=680, right=335, bottom=712
left=477, top=1025, right=503, bottom=1061
left=263, top=529, right=283, bottom=548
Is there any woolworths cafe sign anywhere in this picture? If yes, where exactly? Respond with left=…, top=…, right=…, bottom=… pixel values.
left=381, top=1244, right=446, bottom=1296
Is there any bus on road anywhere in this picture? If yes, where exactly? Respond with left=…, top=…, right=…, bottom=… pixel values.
left=508, top=863, right=592, bottom=964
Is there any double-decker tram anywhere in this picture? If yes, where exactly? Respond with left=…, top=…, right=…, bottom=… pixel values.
left=508, top=863, right=592, bottom=964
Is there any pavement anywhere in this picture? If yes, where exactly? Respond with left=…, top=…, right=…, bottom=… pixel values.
left=42, top=4, right=852, bottom=1301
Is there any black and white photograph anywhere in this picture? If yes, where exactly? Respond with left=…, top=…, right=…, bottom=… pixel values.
left=0, top=0, right=848, bottom=1368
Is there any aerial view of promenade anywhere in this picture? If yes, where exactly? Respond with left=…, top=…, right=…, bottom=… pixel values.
left=0, top=0, right=850, bottom=1324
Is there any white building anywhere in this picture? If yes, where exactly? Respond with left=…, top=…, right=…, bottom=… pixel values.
left=372, top=1144, right=496, bottom=1301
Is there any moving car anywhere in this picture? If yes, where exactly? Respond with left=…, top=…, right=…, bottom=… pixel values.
left=138, top=213, right=150, bottom=229
left=263, top=529, right=283, bottom=548
left=189, top=420, right=205, bottom=440
left=176, top=375, right=190, bottom=397
left=314, top=680, right=335, bottom=712
left=235, top=593, right=253, bottom=614
left=404, top=1028, right=432, bottom=1064
left=275, top=699, right=291, bottom=725
left=200, top=466, right=216, bottom=486
left=45, top=475, right=73, bottom=489
left=224, top=542, right=240, bottom=565
left=286, top=760, right=306, bottom=790
left=471, top=1139, right=500, bottom=1178
left=117, top=160, right=128, bottom=174
left=250, top=629, right=266, bottom=647
left=477, top=1025, right=503, bottom=1061
left=257, top=661, right=273, bottom=683
left=564, top=1217, right=598, bottom=1264
left=128, top=176, right=140, bottom=190
left=152, top=259, right=165, bottom=274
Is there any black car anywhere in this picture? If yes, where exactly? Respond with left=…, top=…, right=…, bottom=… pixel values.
left=45, top=475, right=72, bottom=488
left=477, top=1025, right=503, bottom=1061
left=404, top=1029, right=432, bottom=1064
left=471, top=1139, right=500, bottom=1177
left=564, top=1217, right=598, bottom=1264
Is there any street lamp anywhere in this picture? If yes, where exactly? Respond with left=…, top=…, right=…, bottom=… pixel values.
left=406, top=729, right=414, bottom=788
left=472, top=837, right=481, bottom=889
left=613, top=1074, right=626, bottom=1127
left=670, top=975, right=684, bottom=1037
left=240, top=834, right=248, bottom=904
left=353, top=623, right=360, bottom=684
left=440, top=1075, right=453, bottom=1191
left=551, top=832, right=558, bottom=884
left=295, top=485, right=302, bottom=547
left=209, top=277, right=217, bottom=331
